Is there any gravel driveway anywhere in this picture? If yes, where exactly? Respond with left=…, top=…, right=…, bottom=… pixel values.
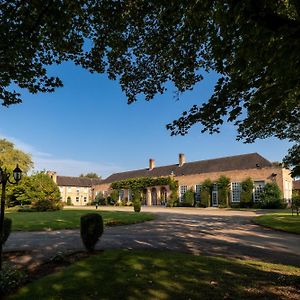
left=4, top=207, right=300, bottom=267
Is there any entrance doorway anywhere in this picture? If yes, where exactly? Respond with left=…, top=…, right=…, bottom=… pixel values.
left=151, top=188, right=158, bottom=205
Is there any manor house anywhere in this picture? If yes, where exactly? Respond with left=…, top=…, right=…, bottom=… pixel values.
left=93, top=153, right=293, bottom=206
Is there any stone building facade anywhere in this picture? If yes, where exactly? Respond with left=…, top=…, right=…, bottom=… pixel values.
left=47, top=171, right=102, bottom=206
left=93, top=153, right=293, bottom=206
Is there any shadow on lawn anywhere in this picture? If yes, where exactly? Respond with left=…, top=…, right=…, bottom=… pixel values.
left=9, top=250, right=300, bottom=300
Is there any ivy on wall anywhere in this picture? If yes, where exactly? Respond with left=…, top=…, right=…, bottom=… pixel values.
left=111, top=176, right=178, bottom=192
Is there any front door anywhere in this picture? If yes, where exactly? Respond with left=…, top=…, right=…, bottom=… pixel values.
left=151, top=188, right=157, bottom=205
left=212, top=191, right=218, bottom=207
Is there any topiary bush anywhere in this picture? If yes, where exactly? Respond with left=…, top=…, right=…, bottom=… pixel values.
left=0, top=263, right=28, bottom=296
left=240, top=178, right=254, bottom=208
left=80, top=213, right=104, bottom=252
left=200, top=179, right=213, bottom=207
left=182, top=188, right=195, bottom=207
left=217, top=176, right=230, bottom=207
left=133, top=199, right=141, bottom=212
left=132, top=190, right=141, bottom=212
left=258, top=182, right=284, bottom=209
left=1, top=218, right=12, bottom=245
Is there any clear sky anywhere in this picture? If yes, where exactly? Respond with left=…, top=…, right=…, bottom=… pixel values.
left=0, top=62, right=292, bottom=178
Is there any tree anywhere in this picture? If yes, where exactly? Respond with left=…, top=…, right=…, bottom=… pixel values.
left=201, top=179, right=213, bottom=207
left=283, top=144, right=300, bottom=177
left=1, top=1, right=299, bottom=171
left=240, top=178, right=254, bottom=208
left=0, top=139, right=33, bottom=174
left=79, top=173, right=101, bottom=179
left=8, top=172, right=61, bottom=209
left=217, top=176, right=231, bottom=207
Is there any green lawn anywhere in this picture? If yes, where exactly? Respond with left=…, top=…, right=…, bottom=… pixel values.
left=254, top=213, right=300, bottom=234
left=9, top=250, right=300, bottom=300
left=5, top=210, right=154, bottom=231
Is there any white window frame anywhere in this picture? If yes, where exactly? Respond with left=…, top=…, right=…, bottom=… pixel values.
left=231, top=182, right=242, bottom=203
left=179, top=185, right=188, bottom=202
left=253, top=181, right=265, bottom=202
left=195, top=184, right=201, bottom=202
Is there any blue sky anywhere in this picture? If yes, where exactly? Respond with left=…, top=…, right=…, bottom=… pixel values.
left=0, top=62, right=292, bottom=177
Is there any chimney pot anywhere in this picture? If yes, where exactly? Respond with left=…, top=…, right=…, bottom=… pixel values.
left=149, top=159, right=155, bottom=170
left=179, top=153, right=185, bottom=167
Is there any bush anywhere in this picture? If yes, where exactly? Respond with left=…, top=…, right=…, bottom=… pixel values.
left=17, top=207, right=36, bottom=212
left=80, top=213, right=104, bottom=252
left=110, top=190, right=119, bottom=204
left=32, top=199, right=62, bottom=211
left=258, top=183, right=284, bottom=209
left=133, top=199, right=141, bottom=212
left=240, top=178, right=254, bottom=208
left=292, top=193, right=300, bottom=215
left=1, top=218, right=12, bottom=245
left=132, top=190, right=141, bottom=212
left=0, top=263, right=28, bottom=296
left=182, top=188, right=195, bottom=207
left=217, top=176, right=230, bottom=207
left=200, top=179, right=213, bottom=207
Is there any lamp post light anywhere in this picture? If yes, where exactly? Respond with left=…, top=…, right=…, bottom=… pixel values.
left=0, top=164, right=22, bottom=270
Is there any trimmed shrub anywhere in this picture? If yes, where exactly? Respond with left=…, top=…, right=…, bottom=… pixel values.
left=110, top=190, right=119, bottom=205
left=182, top=188, right=195, bottom=207
left=217, top=176, right=230, bottom=207
left=80, top=213, right=104, bottom=252
left=0, top=263, right=28, bottom=296
left=258, top=183, right=284, bottom=209
left=240, top=178, right=254, bottom=208
left=201, top=179, right=213, bottom=207
left=133, top=199, right=141, bottom=212
left=132, top=190, right=141, bottom=212
left=1, top=218, right=12, bottom=245
left=32, top=198, right=62, bottom=211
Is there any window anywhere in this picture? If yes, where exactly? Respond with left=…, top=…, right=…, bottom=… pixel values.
left=180, top=185, right=187, bottom=202
left=195, top=185, right=201, bottom=202
left=119, top=189, right=125, bottom=200
left=253, top=181, right=265, bottom=202
left=67, top=187, right=72, bottom=192
left=76, top=197, right=79, bottom=202
left=231, top=182, right=241, bottom=202
left=76, top=187, right=80, bottom=193
left=84, top=197, right=87, bottom=202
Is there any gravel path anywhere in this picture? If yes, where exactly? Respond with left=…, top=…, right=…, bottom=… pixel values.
left=4, top=207, right=300, bottom=268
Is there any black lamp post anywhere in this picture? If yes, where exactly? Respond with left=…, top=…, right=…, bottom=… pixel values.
left=0, top=164, right=22, bottom=270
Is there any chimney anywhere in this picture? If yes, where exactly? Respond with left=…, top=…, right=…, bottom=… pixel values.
left=149, top=159, right=155, bottom=170
left=179, top=153, right=185, bottom=167
left=47, top=171, right=57, bottom=183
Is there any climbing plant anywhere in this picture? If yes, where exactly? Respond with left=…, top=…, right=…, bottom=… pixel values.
left=111, top=176, right=179, bottom=207
left=217, top=176, right=231, bottom=207
left=111, top=176, right=177, bottom=190
left=200, top=179, right=213, bottom=207
left=240, top=178, right=254, bottom=208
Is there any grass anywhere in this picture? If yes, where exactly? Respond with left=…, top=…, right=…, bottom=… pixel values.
left=254, top=213, right=300, bottom=234
left=5, top=209, right=154, bottom=231
left=8, top=250, right=300, bottom=300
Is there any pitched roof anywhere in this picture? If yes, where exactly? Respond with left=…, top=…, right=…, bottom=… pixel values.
left=101, top=153, right=272, bottom=184
left=57, top=176, right=102, bottom=187
left=293, top=180, right=300, bottom=190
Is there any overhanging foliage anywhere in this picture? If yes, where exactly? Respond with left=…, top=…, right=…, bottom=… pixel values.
left=111, top=176, right=178, bottom=192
